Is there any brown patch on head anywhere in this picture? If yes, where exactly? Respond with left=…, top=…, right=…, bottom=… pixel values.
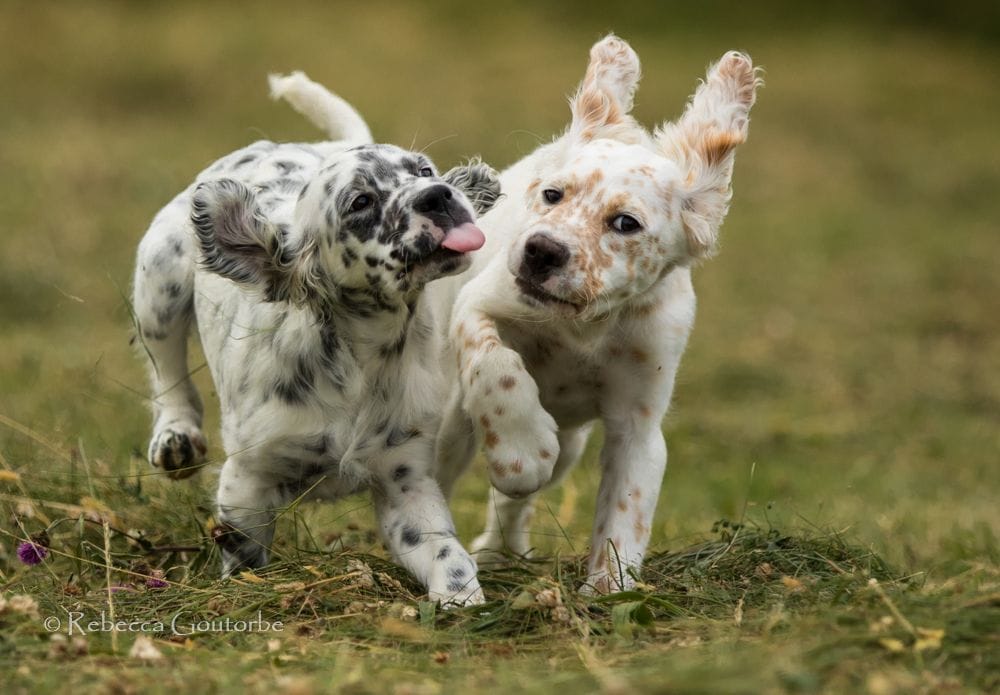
left=629, top=347, right=648, bottom=363
left=491, top=462, right=507, bottom=478
left=616, top=498, right=628, bottom=513
left=539, top=449, right=552, bottom=460
left=479, top=415, right=491, bottom=430
left=484, top=430, right=499, bottom=449
left=526, top=178, right=542, bottom=198
left=510, top=459, right=524, bottom=474
left=499, top=375, right=517, bottom=390
left=630, top=487, right=641, bottom=500
left=638, top=403, right=651, bottom=418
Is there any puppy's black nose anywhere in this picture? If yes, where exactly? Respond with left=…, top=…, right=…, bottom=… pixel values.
left=522, top=233, right=570, bottom=281
left=413, top=184, right=454, bottom=214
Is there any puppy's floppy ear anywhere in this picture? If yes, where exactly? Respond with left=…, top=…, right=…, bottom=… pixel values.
left=192, top=179, right=307, bottom=303
left=442, top=158, right=501, bottom=215
left=569, top=34, right=642, bottom=143
left=656, top=51, right=762, bottom=259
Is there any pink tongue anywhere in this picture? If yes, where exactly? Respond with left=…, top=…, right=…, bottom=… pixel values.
left=441, top=222, right=486, bottom=253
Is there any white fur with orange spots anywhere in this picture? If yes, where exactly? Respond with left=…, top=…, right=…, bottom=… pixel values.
left=432, top=36, right=761, bottom=593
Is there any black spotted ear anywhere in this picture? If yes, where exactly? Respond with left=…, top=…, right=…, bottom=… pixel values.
left=191, top=179, right=301, bottom=302
left=442, top=158, right=501, bottom=216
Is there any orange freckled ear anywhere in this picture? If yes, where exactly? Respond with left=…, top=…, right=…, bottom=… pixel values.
left=699, top=130, right=745, bottom=168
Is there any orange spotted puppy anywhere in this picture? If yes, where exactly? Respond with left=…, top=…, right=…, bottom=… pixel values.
left=433, top=37, right=762, bottom=592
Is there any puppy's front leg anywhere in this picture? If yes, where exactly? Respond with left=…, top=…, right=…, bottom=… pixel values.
left=453, top=309, right=560, bottom=498
left=372, top=448, right=484, bottom=606
left=584, top=421, right=666, bottom=594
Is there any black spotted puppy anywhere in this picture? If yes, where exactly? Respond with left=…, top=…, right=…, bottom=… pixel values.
left=132, top=72, right=498, bottom=605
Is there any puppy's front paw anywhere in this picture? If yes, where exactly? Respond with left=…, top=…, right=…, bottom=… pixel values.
left=427, top=556, right=485, bottom=607
left=148, top=423, right=207, bottom=480
left=473, top=390, right=559, bottom=498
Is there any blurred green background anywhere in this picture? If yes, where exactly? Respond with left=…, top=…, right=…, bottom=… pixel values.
left=1, top=1, right=997, bottom=574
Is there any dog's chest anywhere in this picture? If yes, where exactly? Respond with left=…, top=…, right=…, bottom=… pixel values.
left=502, top=327, right=605, bottom=427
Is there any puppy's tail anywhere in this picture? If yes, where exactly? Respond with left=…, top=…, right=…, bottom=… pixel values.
left=268, top=71, right=373, bottom=144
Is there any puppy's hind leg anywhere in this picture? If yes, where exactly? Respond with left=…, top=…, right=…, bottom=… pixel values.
left=133, top=200, right=207, bottom=479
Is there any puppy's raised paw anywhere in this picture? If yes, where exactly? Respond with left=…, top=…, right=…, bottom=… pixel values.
left=148, top=424, right=206, bottom=480
left=470, top=374, right=560, bottom=498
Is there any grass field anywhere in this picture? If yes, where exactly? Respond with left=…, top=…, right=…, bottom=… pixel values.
left=1, top=2, right=998, bottom=692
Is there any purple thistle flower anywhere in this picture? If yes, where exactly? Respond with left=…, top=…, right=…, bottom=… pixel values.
left=17, top=541, right=48, bottom=566
left=145, top=570, right=168, bottom=589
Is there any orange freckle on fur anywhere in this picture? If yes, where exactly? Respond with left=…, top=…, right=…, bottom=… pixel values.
left=484, top=430, right=499, bottom=449
left=629, top=348, right=648, bottom=363
left=633, top=515, right=648, bottom=542
left=617, top=499, right=628, bottom=512
left=638, top=404, right=651, bottom=417
left=594, top=548, right=607, bottom=570
left=480, top=415, right=491, bottom=430
left=632, top=301, right=661, bottom=317
left=494, top=406, right=505, bottom=417
left=511, top=459, right=524, bottom=474
left=491, top=462, right=507, bottom=478
left=701, top=130, right=744, bottom=167
left=539, top=449, right=552, bottom=460
left=630, top=487, right=642, bottom=500
left=499, top=375, right=517, bottom=390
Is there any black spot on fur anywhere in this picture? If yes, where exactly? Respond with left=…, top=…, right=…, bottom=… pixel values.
left=436, top=546, right=451, bottom=561
left=274, top=160, right=302, bottom=175
left=447, top=565, right=467, bottom=580
left=386, top=426, right=419, bottom=447
left=235, top=154, right=257, bottom=168
left=364, top=255, right=379, bottom=268
left=400, top=526, right=421, bottom=547
left=273, top=354, right=315, bottom=405
left=341, top=246, right=358, bottom=268
left=447, top=579, right=467, bottom=593
left=392, top=465, right=410, bottom=481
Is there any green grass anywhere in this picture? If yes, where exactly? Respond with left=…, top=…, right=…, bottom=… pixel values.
left=1, top=2, right=999, bottom=693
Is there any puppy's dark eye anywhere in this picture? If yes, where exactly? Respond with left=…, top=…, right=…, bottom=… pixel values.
left=350, top=194, right=372, bottom=212
left=610, top=214, right=642, bottom=234
left=419, top=167, right=434, bottom=177
left=542, top=188, right=563, bottom=204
